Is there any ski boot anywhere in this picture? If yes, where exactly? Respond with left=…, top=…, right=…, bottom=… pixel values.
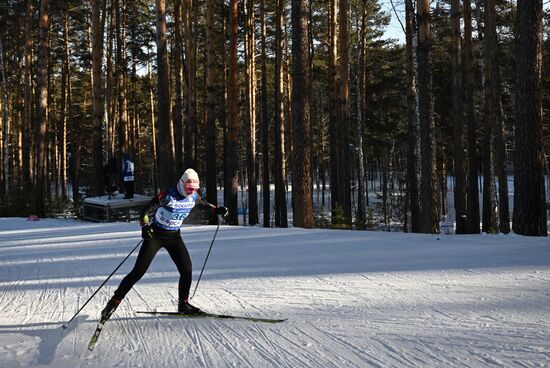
left=101, top=297, right=121, bottom=321
left=178, top=299, right=202, bottom=315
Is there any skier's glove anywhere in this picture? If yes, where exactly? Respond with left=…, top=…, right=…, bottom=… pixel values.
left=141, top=224, right=153, bottom=240
left=216, top=206, right=228, bottom=218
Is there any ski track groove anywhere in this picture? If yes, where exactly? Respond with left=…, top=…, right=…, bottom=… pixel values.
left=408, top=336, right=456, bottom=367
left=166, top=289, right=178, bottom=309
left=376, top=334, right=430, bottom=367
left=134, top=312, right=179, bottom=366
left=211, top=286, right=295, bottom=367
left=194, top=320, right=257, bottom=368
left=237, top=326, right=290, bottom=367
left=316, top=275, right=370, bottom=305
left=234, top=294, right=293, bottom=367
left=260, top=328, right=335, bottom=368
left=129, top=286, right=153, bottom=312
left=270, top=322, right=352, bottom=367
left=124, top=298, right=156, bottom=368
left=129, top=316, right=155, bottom=368
left=303, top=320, right=379, bottom=367
left=184, top=319, right=209, bottom=367
left=195, top=326, right=238, bottom=368
left=264, top=321, right=359, bottom=368
left=21, top=264, right=38, bottom=325
left=250, top=319, right=292, bottom=366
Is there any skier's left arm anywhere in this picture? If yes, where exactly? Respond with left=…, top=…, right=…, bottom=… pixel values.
left=194, top=191, right=228, bottom=218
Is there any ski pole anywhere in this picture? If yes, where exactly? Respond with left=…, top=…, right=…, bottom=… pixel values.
left=191, top=221, right=221, bottom=299
left=62, top=239, right=143, bottom=329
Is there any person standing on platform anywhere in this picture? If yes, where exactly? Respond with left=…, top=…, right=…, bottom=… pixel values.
left=122, top=153, right=135, bottom=199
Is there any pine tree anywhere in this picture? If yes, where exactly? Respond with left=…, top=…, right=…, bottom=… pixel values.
left=91, top=0, right=104, bottom=196
left=417, top=0, right=439, bottom=234
left=451, top=0, right=467, bottom=234
left=155, top=0, right=174, bottom=190
left=291, top=0, right=313, bottom=228
left=35, top=0, right=49, bottom=216
left=513, top=0, right=546, bottom=236
left=463, top=0, right=480, bottom=234
left=481, top=0, right=499, bottom=234
left=225, top=0, right=239, bottom=225
left=274, top=0, right=288, bottom=228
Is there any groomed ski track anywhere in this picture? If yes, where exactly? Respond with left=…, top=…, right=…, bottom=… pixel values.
left=0, top=218, right=549, bottom=367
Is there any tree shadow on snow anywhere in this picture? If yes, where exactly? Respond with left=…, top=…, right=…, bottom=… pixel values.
left=0, top=315, right=86, bottom=365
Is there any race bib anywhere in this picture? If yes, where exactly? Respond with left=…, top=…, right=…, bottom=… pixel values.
left=154, top=194, right=196, bottom=230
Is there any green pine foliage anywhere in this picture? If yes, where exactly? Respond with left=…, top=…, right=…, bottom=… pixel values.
left=0, top=0, right=547, bottom=232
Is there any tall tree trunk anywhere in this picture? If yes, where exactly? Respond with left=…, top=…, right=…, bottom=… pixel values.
left=291, top=0, right=313, bottom=228
left=245, top=0, right=258, bottom=225
left=106, top=1, right=115, bottom=157
left=22, top=0, right=33, bottom=194
left=356, top=6, right=367, bottom=228
left=35, top=0, right=49, bottom=216
left=328, top=0, right=339, bottom=222
left=274, top=0, right=288, bottom=227
left=0, top=91, right=2, bottom=193
left=130, top=27, right=140, bottom=192
left=173, top=0, right=184, bottom=176
left=382, top=148, right=389, bottom=226
left=492, top=10, right=510, bottom=234
left=0, top=38, right=10, bottom=194
left=69, top=94, right=82, bottom=209
left=184, top=0, right=197, bottom=169
left=15, top=8, right=24, bottom=194
left=417, top=0, right=439, bottom=233
left=205, top=0, right=218, bottom=205
left=91, top=0, right=104, bottom=196
left=405, top=0, right=420, bottom=233
left=438, top=134, right=447, bottom=217
left=463, top=0, right=480, bottom=233
left=513, top=0, right=546, bottom=236
left=51, top=73, right=58, bottom=199
left=220, top=1, right=228, bottom=209
left=67, top=22, right=79, bottom=205
left=337, top=0, right=351, bottom=226
left=147, top=49, right=159, bottom=193
left=482, top=0, right=498, bottom=233
left=260, top=0, right=270, bottom=227
left=450, top=0, right=467, bottom=233
left=495, top=71, right=509, bottom=234
left=60, top=14, right=70, bottom=199
left=156, top=0, right=174, bottom=190
left=225, top=0, right=239, bottom=225
left=116, top=0, right=127, bottom=173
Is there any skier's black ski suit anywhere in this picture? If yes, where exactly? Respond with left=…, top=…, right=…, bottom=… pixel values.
left=113, top=187, right=217, bottom=302
left=113, top=227, right=193, bottom=300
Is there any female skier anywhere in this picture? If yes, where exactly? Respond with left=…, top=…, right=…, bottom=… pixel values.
left=100, top=168, right=227, bottom=319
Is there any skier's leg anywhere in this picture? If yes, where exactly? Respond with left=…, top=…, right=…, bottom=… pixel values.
left=113, top=237, right=162, bottom=300
left=100, top=238, right=161, bottom=319
left=165, top=238, right=198, bottom=313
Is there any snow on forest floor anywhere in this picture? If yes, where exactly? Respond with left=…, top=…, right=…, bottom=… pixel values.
left=0, top=217, right=549, bottom=367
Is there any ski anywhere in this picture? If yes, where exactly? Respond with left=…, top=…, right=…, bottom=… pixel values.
left=135, top=310, right=287, bottom=324
left=87, top=316, right=108, bottom=351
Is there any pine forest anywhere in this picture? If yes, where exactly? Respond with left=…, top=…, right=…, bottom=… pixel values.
left=0, top=0, right=548, bottom=236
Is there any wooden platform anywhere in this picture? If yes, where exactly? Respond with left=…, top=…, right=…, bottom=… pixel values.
left=82, top=194, right=151, bottom=222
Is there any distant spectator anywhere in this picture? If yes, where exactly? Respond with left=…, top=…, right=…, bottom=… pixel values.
left=122, top=153, right=134, bottom=199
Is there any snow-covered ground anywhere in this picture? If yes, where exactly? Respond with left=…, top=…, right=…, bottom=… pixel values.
left=0, top=217, right=549, bottom=368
